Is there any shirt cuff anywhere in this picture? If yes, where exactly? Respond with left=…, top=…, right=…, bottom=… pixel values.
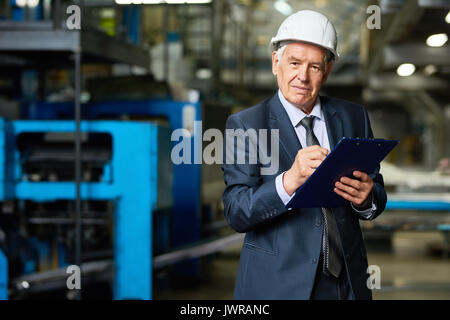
left=275, top=172, right=295, bottom=208
left=351, top=194, right=377, bottom=219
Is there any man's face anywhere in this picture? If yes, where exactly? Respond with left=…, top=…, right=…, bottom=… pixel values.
left=272, top=42, right=333, bottom=113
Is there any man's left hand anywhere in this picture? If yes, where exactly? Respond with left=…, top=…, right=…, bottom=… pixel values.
left=334, top=171, right=374, bottom=207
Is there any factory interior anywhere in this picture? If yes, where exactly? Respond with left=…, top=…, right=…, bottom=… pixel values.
left=0, top=0, right=449, bottom=301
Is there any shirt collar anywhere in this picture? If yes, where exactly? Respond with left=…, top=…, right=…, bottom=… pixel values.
left=277, top=89, right=323, bottom=128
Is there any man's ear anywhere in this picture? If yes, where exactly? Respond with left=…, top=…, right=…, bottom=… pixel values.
left=322, top=61, right=333, bottom=84
left=272, top=51, right=279, bottom=76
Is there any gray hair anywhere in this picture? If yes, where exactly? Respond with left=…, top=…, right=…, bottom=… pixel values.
left=276, top=42, right=332, bottom=73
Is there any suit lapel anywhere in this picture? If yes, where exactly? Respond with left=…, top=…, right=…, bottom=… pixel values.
left=268, top=94, right=302, bottom=164
left=321, top=95, right=344, bottom=150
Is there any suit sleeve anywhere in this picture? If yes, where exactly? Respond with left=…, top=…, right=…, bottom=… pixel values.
left=222, top=114, right=287, bottom=233
left=359, top=106, right=387, bottom=221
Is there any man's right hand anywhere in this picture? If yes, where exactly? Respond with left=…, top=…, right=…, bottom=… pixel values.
left=282, top=145, right=329, bottom=196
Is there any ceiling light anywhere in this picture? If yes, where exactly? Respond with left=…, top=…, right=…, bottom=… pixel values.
left=426, top=33, right=448, bottom=47
left=27, top=0, right=39, bottom=7
left=196, top=68, right=212, bottom=80
left=100, top=8, right=115, bottom=18
left=115, top=0, right=137, bottom=4
left=116, top=0, right=163, bottom=3
left=184, top=0, right=212, bottom=3
left=424, top=64, right=438, bottom=76
left=446, top=11, right=450, bottom=24
left=115, top=0, right=211, bottom=3
left=15, top=0, right=27, bottom=7
left=15, top=0, right=40, bottom=8
left=274, top=0, right=293, bottom=16
left=397, top=63, right=415, bottom=77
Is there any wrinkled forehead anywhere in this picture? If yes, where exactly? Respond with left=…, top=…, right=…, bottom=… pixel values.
left=281, top=42, right=328, bottom=61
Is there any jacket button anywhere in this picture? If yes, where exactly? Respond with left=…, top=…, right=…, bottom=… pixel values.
left=312, top=258, right=317, bottom=264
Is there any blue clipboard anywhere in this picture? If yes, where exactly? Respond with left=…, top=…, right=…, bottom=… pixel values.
left=286, top=137, right=399, bottom=209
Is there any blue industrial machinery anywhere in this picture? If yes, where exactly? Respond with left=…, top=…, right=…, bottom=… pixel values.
left=0, top=249, right=7, bottom=300
left=386, top=201, right=450, bottom=211
left=1, top=0, right=175, bottom=300
left=22, top=99, right=203, bottom=277
left=0, top=118, right=173, bottom=299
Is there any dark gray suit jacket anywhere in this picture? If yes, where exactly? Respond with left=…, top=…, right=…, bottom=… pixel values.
left=222, top=93, right=386, bottom=299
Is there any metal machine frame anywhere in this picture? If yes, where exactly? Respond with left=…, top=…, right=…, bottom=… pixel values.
left=23, top=99, right=203, bottom=276
left=0, top=118, right=172, bottom=299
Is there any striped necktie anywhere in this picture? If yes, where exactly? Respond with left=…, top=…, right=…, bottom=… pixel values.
left=299, top=116, right=343, bottom=278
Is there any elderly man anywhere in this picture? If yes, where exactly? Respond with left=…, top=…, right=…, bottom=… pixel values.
left=222, top=10, right=386, bottom=300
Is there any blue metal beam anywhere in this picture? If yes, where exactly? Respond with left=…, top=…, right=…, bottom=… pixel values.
left=386, top=201, right=450, bottom=211
left=0, top=249, right=7, bottom=300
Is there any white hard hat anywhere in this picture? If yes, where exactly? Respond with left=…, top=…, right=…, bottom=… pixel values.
left=271, top=10, right=339, bottom=61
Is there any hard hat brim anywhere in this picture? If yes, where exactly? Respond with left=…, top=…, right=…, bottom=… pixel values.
left=271, top=39, right=339, bottom=61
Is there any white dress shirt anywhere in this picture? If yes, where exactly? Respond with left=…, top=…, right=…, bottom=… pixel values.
left=274, top=90, right=376, bottom=218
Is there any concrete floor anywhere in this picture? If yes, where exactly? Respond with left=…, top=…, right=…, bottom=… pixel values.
left=371, top=231, right=450, bottom=300
left=154, top=230, right=450, bottom=300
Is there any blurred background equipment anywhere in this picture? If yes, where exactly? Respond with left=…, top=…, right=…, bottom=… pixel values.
left=1, top=118, right=173, bottom=300
left=0, top=0, right=448, bottom=300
